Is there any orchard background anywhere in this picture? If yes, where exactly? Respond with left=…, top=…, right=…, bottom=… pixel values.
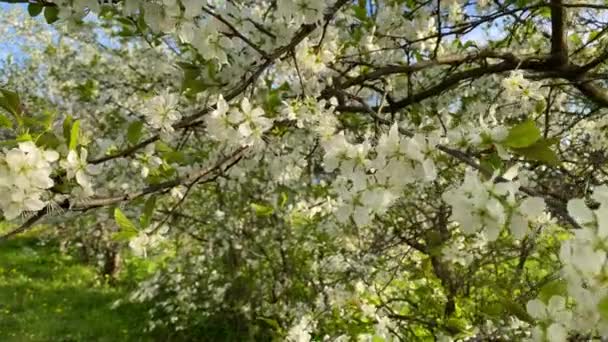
left=1, top=0, right=608, bottom=341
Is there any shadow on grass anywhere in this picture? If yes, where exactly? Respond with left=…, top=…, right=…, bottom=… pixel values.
left=0, top=236, right=156, bottom=342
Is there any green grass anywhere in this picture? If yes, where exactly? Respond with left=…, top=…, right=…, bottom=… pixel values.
left=0, top=235, right=155, bottom=342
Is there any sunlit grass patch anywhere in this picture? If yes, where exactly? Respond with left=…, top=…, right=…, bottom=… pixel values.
left=0, top=235, right=154, bottom=342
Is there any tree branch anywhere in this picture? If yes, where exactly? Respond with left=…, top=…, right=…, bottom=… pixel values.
left=550, top=0, right=568, bottom=66
left=0, top=146, right=248, bottom=241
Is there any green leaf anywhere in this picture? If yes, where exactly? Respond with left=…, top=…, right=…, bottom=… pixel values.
left=504, top=120, right=541, bottom=148
left=163, top=151, right=186, bottom=164
left=539, top=6, right=551, bottom=18
left=278, top=192, right=288, bottom=209
left=371, top=336, right=386, bottom=342
left=569, top=33, right=582, bottom=47
left=598, top=296, right=608, bottom=321
left=36, top=132, right=61, bottom=149
left=534, top=99, right=547, bottom=114
left=352, top=4, right=367, bottom=21
left=538, top=279, right=567, bottom=302
left=512, top=138, right=560, bottom=166
left=155, top=141, right=172, bottom=153
left=28, top=3, right=44, bottom=17
left=113, top=208, right=139, bottom=241
left=181, top=66, right=207, bottom=96
left=501, top=298, right=534, bottom=323
left=480, top=151, right=503, bottom=173
left=481, top=302, right=505, bottom=317
left=16, top=133, right=33, bottom=142
left=127, top=120, right=144, bottom=145
left=257, top=317, right=281, bottom=332
left=0, top=88, right=22, bottom=118
left=0, top=114, right=12, bottom=128
left=140, top=196, right=156, bottom=229
left=251, top=203, right=274, bottom=217
left=444, top=317, right=468, bottom=335
left=43, top=6, right=59, bottom=24
left=22, top=111, right=55, bottom=131
left=62, top=115, right=73, bottom=144
left=69, top=120, right=80, bottom=151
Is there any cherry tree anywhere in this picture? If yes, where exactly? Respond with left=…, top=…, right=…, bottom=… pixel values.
left=1, top=0, right=608, bottom=340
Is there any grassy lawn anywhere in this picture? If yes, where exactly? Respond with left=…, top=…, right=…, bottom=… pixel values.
left=0, top=234, right=155, bottom=342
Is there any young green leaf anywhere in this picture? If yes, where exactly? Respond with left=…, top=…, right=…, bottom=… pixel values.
left=127, top=120, right=144, bottom=145
left=140, top=196, right=156, bottom=229
left=0, top=114, right=12, bottom=128
left=251, top=203, right=274, bottom=217
left=43, top=6, right=59, bottom=24
left=36, top=132, right=62, bottom=149
left=504, top=120, right=541, bottom=148
left=0, top=88, right=22, bottom=118
left=598, top=296, right=608, bottom=321
left=69, top=120, right=80, bottom=151
left=28, top=3, right=44, bottom=17
left=500, top=298, right=534, bottom=323
left=113, top=208, right=139, bottom=241
left=538, top=279, right=567, bottom=302
left=480, top=151, right=503, bottom=173
left=62, top=115, right=73, bottom=144
left=512, top=138, right=560, bottom=166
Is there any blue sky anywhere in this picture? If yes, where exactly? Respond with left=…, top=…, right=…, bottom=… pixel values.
left=0, top=3, right=28, bottom=64
left=0, top=2, right=500, bottom=66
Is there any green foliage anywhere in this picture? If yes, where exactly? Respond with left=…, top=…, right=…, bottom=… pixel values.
left=480, top=151, right=504, bottom=173
left=0, top=88, right=22, bottom=124
left=504, top=120, right=541, bottom=148
left=178, top=62, right=208, bottom=96
left=251, top=202, right=274, bottom=217
left=0, top=113, right=13, bottom=128
left=500, top=298, right=534, bottom=323
left=62, top=115, right=73, bottom=145
left=598, top=296, right=608, bottom=321
left=140, top=196, right=156, bottom=229
left=503, top=120, right=560, bottom=166
left=36, top=131, right=62, bottom=149
left=69, top=119, right=81, bottom=151
left=0, top=236, right=154, bottom=341
left=511, top=138, right=560, bottom=166
left=43, top=6, right=59, bottom=24
left=127, top=120, right=145, bottom=145
left=538, top=279, right=568, bottom=302
left=27, top=3, right=44, bottom=17
left=113, top=208, right=139, bottom=241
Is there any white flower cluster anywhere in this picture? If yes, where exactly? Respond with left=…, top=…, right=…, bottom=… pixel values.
left=446, top=111, right=508, bottom=149
left=141, top=91, right=182, bottom=135
left=375, top=6, right=438, bottom=52
left=60, top=148, right=100, bottom=198
left=442, top=168, right=546, bottom=241
left=526, top=296, right=571, bottom=342
left=129, top=231, right=164, bottom=258
left=526, top=185, right=608, bottom=339
left=501, top=70, right=543, bottom=100
left=286, top=315, right=315, bottom=342
left=131, top=144, right=163, bottom=178
left=179, top=20, right=233, bottom=64
left=325, top=123, right=438, bottom=227
left=276, top=0, right=326, bottom=26
left=0, top=142, right=58, bottom=220
left=205, top=95, right=273, bottom=147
